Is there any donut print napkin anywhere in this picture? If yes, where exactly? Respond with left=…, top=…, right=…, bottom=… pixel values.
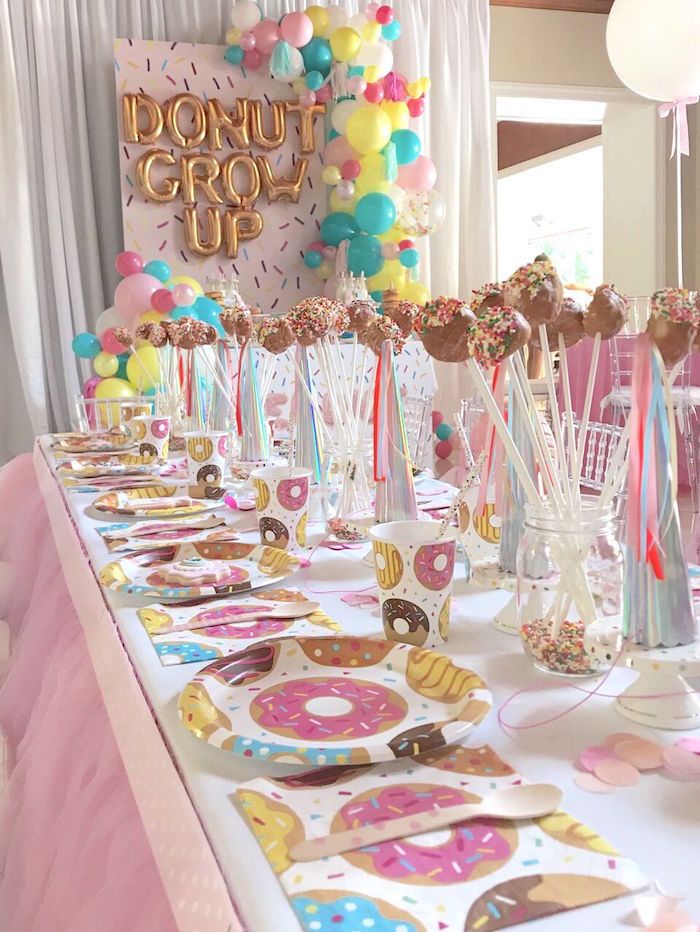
left=139, top=588, right=343, bottom=666
left=234, top=744, right=647, bottom=932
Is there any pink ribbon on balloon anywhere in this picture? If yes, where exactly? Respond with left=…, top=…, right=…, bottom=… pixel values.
left=658, top=95, right=699, bottom=157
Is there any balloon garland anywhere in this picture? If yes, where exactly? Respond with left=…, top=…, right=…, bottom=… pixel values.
left=223, top=1, right=444, bottom=307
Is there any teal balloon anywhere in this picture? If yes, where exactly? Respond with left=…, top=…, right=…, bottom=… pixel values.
left=143, top=259, right=171, bottom=282
left=300, top=37, right=333, bottom=76
left=399, top=247, right=420, bottom=269
left=435, top=422, right=453, bottom=441
left=193, top=295, right=225, bottom=336
left=116, top=352, right=129, bottom=380
left=171, top=306, right=195, bottom=321
left=143, top=386, right=157, bottom=397
left=392, top=129, right=421, bottom=165
left=328, top=129, right=340, bottom=140
left=305, top=70, right=324, bottom=91
left=370, top=290, right=384, bottom=306
left=347, top=66, right=365, bottom=77
left=321, top=212, right=359, bottom=247
left=304, top=250, right=323, bottom=269
left=347, top=234, right=383, bottom=277
left=224, top=45, right=244, bottom=65
left=355, top=193, right=396, bottom=235
left=382, top=21, right=402, bottom=40
left=72, top=332, right=101, bottom=359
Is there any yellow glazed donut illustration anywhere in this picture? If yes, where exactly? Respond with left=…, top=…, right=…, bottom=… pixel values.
left=253, top=477, right=270, bottom=511
left=296, top=512, right=307, bottom=547
left=372, top=541, right=404, bottom=589
left=178, top=682, right=232, bottom=739
left=237, top=790, right=305, bottom=874
left=406, top=648, right=486, bottom=703
left=438, top=596, right=451, bottom=639
left=473, top=502, right=501, bottom=543
left=131, top=420, right=147, bottom=441
left=187, top=436, right=214, bottom=462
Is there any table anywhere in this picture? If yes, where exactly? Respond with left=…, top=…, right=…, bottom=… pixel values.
left=2, top=439, right=700, bottom=931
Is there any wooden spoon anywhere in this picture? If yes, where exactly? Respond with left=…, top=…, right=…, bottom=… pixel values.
left=289, top=782, right=563, bottom=862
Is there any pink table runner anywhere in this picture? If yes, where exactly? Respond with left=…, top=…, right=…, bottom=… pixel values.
left=564, top=336, right=699, bottom=487
left=0, top=448, right=242, bottom=931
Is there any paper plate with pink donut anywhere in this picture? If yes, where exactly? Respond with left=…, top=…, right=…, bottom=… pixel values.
left=99, top=541, right=299, bottom=601
left=92, top=485, right=223, bottom=518
left=177, top=637, right=492, bottom=766
left=97, top=515, right=238, bottom=552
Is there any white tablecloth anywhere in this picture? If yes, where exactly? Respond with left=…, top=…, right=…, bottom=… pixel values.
left=41, top=437, right=700, bottom=931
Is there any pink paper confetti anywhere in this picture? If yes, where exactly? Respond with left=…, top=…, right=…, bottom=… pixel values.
left=594, top=758, right=641, bottom=787
left=579, top=745, right=616, bottom=772
left=341, top=593, right=379, bottom=607
left=662, top=745, right=700, bottom=779
left=614, top=738, right=665, bottom=771
left=675, top=737, right=700, bottom=755
left=604, top=731, right=642, bottom=748
left=574, top=773, right=617, bottom=794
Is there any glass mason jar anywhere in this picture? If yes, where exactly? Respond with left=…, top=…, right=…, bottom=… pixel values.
left=517, top=498, right=623, bottom=676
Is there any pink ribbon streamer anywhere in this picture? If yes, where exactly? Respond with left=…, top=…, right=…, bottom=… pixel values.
left=659, top=96, right=698, bottom=157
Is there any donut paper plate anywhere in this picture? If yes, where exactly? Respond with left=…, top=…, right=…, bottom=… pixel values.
left=92, top=485, right=223, bottom=518
left=51, top=432, right=136, bottom=454
left=97, top=515, right=238, bottom=552
left=178, top=637, right=492, bottom=766
left=57, top=455, right=156, bottom=478
left=99, top=541, right=299, bottom=600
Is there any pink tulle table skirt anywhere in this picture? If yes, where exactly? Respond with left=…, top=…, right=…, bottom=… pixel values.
left=0, top=450, right=239, bottom=932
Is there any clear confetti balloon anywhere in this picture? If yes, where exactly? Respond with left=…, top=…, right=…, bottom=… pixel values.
left=396, top=189, right=446, bottom=237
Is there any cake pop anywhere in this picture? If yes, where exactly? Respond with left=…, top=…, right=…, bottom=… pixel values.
left=257, top=316, right=296, bottom=355
left=504, top=256, right=563, bottom=325
left=415, top=296, right=476, bottom=363
left=346, top=299, right=375, bottom=333
left=382, top=287, right=419, bottom=337
left=470, top=283, right=504, bottom=317
left=171, top=318, right=198, bottom=350
left=530, top=296, right=585, bottom=351
left=287, top=297, right=333, bottom=346
left=147, top=323, right=168, bottom=348
left=363, top=315, right=406, bottom=355
left=113, top=326, right=133, bottom=348
left=466, top=305, right=531, bottom=367
left=330, top=303, right=351, bottom=335
left=583, top=284, right=629, bottom=340
left=647, top=288, right=697, bottom=366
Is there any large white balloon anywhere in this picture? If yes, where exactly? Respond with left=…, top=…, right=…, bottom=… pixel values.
left=230, top=0, right=262, bottom=32
left=331, top=98, right=361, bottom=134
left=95, top=305, right=120, bottom=334
left=355, top=41, right=393, bottom=78
left=606, top=0, right=700, bottom=101
left=325, top=5, right=348, bottom=35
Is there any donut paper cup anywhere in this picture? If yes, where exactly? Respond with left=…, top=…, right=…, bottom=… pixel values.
left=370, top=521, right=459, bottom=649
left=122, top=403, right=153, bottom=439
left=132, top=415, right=171, bottom=462
left=250, top=466, right=312, bottom=551
left=184, top=431, right=228, bottom=498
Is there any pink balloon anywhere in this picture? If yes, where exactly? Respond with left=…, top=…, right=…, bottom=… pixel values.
left=299, top=89, right=317, bottom=107
left=239, top=31, right=256, bottom=51
left=407, top=97, right=424, bottom=117
left=151, top=287, right=176, bottom=313
left=316, top=84, right=332, bottom=104
left=253, top=18, right=280, bottom=55
left=322, top=245, right=337, bottom=260
left=114, top=272, right=161, bottom=322
left=172, top=283, right=195, bottom=307
left=342, top=159, right=361, bottom=180
left=382, top=242, right=400, bottom=260
left=243, top=48, right=262, bottom=70
left=308, top=239, right=324, bottom=252
left=364, top=83, right=384, bottom=104
left=347, top=75, right=367, bottom=96
left=115, top=250, right=143, bottom=277
left=431, top=410, right=443, bottom=430
left=398, top=155, right=437, bottom=192
left=99, top=328, right=125, bottom=355
left=83, top=375, right=101, bottom=399
left=324, top=134, right=360, bottom=168
left=279, top=11, right=313, bottom=48
left=366, top=2, right=380, bottom=17
left=435, top=439, right=452, bottom=460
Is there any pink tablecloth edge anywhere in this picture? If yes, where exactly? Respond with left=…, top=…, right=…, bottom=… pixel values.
left=33, top=442, right=244, bottom=932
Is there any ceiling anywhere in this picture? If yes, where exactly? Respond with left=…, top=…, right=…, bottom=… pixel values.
left=491, top=1, right=613, bottom=12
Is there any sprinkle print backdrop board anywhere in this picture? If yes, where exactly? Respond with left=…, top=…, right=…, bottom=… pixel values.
left=114, top=39, right=325, bottom=308
left=235, top=744, right=647, bottom=932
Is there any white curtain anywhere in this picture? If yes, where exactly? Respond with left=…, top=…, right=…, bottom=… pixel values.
left=0, top=0, right=494, bottom=462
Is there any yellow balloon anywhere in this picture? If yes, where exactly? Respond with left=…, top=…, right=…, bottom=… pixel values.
left=168, top=274, right=203, bottom=295
left=93, top=351, right=118, bottom=378
left=330, top=26, right=361, bottom=62
left=359, top=151, right=385, bottom=177
left=306, top=5, right=329, bottom=37
left=380, top=100, right=409, bottom=131
left=368, top=262, right=407, bottom=292
left=354, top=173, right=390, bottom=197
left=364, top=65, right=380, bottom=84
left=317, top=259, right=334, bottom=280
left=362, top=22, right=381, bottom=42
left=126, top=345, right=162, bottom=392
left=94, top=377, right=137, bottom=427
left=329, top=189, right=356, bottom=214
left=137, top=310, right=165, bottom=326
left=377, top=228, right=403, bottom=244
left=418, top=77, right=432, bottom=94
left=402, top=280, right=430, bottom=305
left=346, top=106, right=392, bottom=155
left=322, top=165, right=342, bottom=185
left=225, top=27, right=241, bottom=45
left=292, top=77, right=307, bottom=95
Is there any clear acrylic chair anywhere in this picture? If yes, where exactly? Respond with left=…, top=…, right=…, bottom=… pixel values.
left=74, top=394, right=152, bottom=432
left=403, top=395, right=433, bottom=469
left=564, top=417, right=628, bottom=523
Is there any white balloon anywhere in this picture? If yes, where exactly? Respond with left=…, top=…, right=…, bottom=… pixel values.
left=325, top=5, right=348, bottom=34
left=347, top=13, right=367, bottom=34
left=230, top=0, right=262, bottom=32
left=355, top=41, right=393, bottom=78
left=95, top=305, right=120, bottom=334
left=606, top=0, right=700, bottom=101
left=331, top=98, right=361, bottom=134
